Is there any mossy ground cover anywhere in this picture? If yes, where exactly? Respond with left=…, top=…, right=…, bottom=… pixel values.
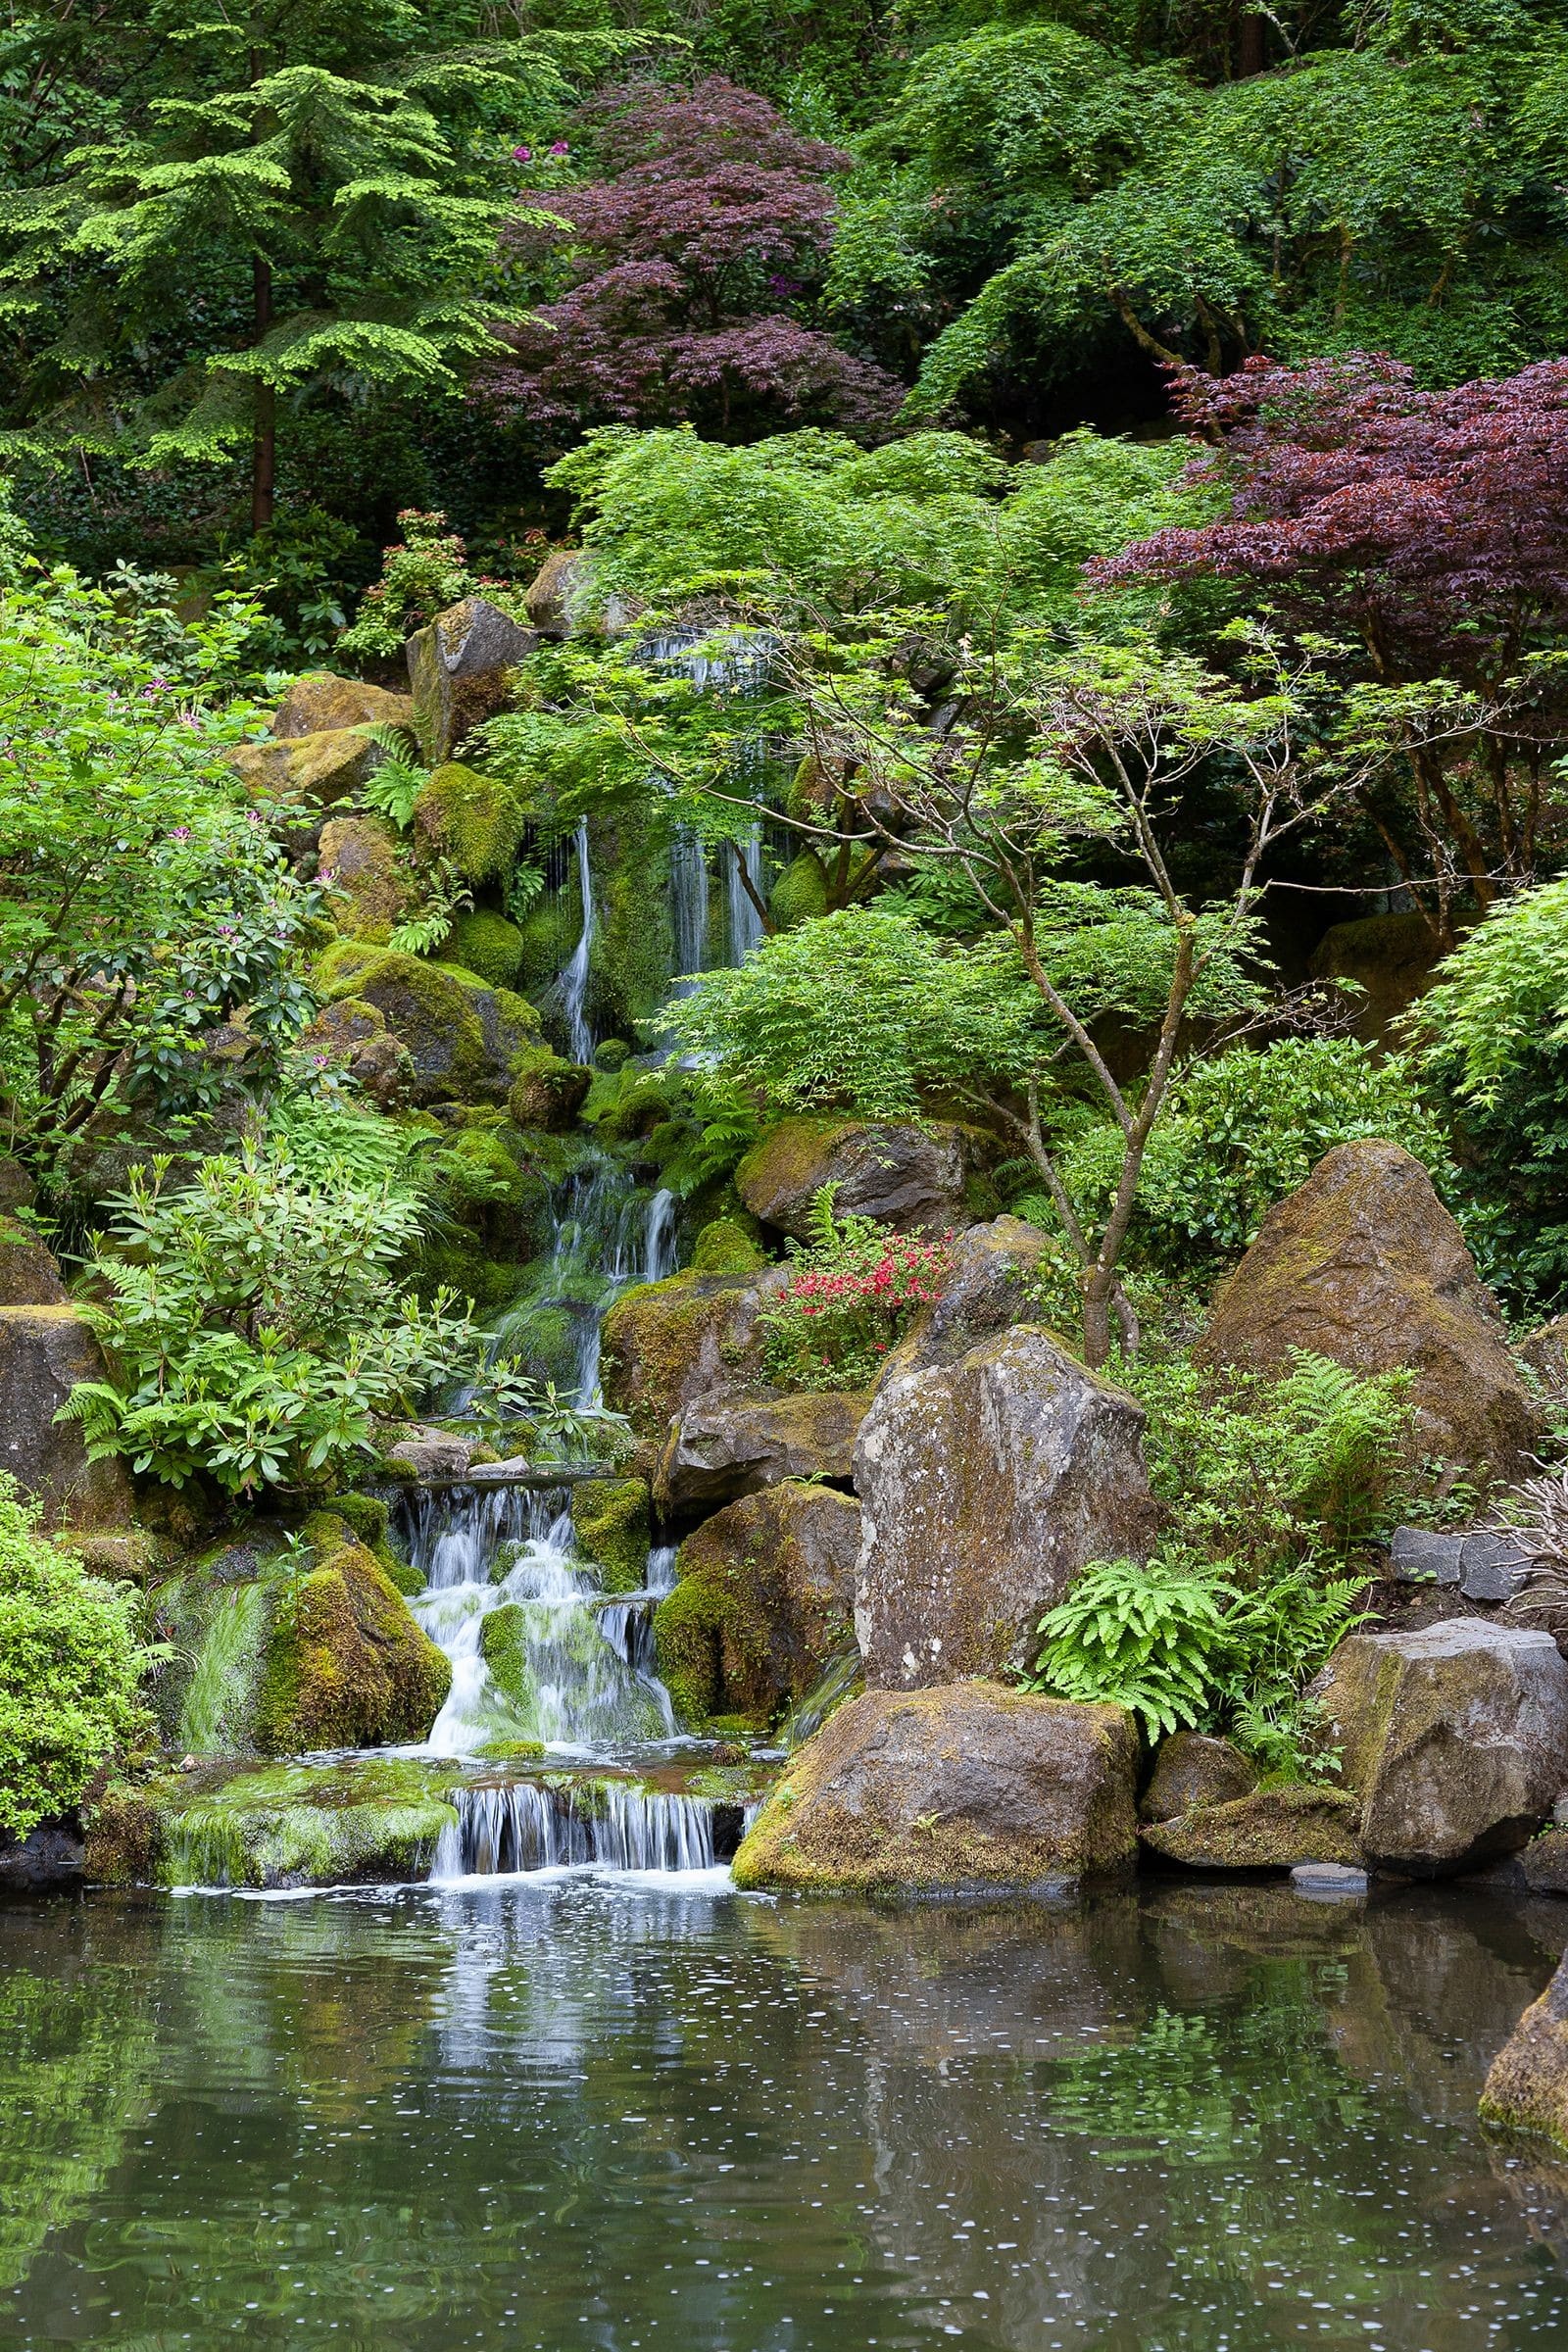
left=88, top=1756, right=460, bottom=1889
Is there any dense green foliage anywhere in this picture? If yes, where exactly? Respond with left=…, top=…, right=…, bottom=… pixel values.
left=0, top=1478, right=147, bottom=1836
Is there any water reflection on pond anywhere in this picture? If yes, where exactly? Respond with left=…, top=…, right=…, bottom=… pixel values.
left=4, top=1879, right=1568, bottom=2349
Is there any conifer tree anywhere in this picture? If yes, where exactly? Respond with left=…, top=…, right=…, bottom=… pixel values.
left=0, top=2, right=633, bottom=526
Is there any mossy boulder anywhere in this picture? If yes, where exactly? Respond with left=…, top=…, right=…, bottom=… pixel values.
left=878, top=1214, right=1052, bottom=1382
left=270, top=671, right=413, bottom=739
left=0, top=1304, right=135, bottom=1529
left=1482, top=1945, right=1568, bottom=2147
left=508, top=1045, right=592, bottom=1133
left=317, top=814, right=409, bottom=943
left=225, top=725, right=383, bottom=808
left=297, top=997, right=413, bottom=1108
left=571, top=1477, right=651, bottom=1593
left=654, top=1483, right=859, bottom=1730
left=303, top=1496, right=416, bottom=1594
left=1198, top=1140, right=1542, bottom=1487
left=478, top=1602, right=532, bottom=1709
left=601, top=1266, right=785, bottom=1441
left=1311, top=1619, right=1568, bottom=1875
left=854, top=1325, right=1157, bottom=1690
left=732, top=1682, right=1139, bottom=1894
left=255, top=1542, right=451, bottom=1753
left=658, top=1388, right=869, bottom=1516
left=737, top=1117, right=993, bottom=1241
left=1307, top=910, right=1450, bottom=1046
left=768, top=850, right=829, bottom=931
left=1138, top=1787, right=1365, bottom=1870
left=0, top=1214, right=68, bottom=1306
left=407, top=596, right=537, bottom=762
left=445, top=909, right=525, bottom=990
left=86, top=1757, right=459, bottom=1890
left=411, top=762, right=527, bottom=887
left=691, top=1216, right=766, bottom=1274
left=315, top=942, right=541, bottom=1105
left=1140, top=1730, right=1258, bottom=1823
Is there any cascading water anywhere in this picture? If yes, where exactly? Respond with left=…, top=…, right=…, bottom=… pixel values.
left=555, top=819, right=597, bottom=1063
left=668, top=824, right=710, bottom=994
left=726, top=823, right=766, bottom=963
left=489, top=1157, right=679, bottom=1409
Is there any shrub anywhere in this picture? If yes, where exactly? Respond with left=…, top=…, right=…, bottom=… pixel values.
left=758, top=1186, right=952, bottom=1392
left=63, top=1146, right=482, bottom=1498
left=1411, top=879, right=1568, bottom=1312
left=1049, top=1037, right=1452, bottom=1277
left=0, top=1478, right=148, bottom=1837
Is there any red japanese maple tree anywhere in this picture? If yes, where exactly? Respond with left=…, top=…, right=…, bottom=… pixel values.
left=480, top=77, right=902, bottom=440
left=1100, top=353, right=1568, bottom=926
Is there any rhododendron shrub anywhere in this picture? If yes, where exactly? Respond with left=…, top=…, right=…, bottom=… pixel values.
left=758, top=1189, right=953, bottom=1392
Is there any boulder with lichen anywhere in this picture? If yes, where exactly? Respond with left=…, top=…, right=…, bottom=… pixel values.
left=317, top=814, right=409, bottom=943
left=1139, top=1730, right=1259, bottom=1823
left=315, top=942, right=541, bottom=1105
left=1311, top=1618, right=1568, bottom=1874
left=1198, top=1140, right=1542, bottom=1486
left=571, top=1477, right=651, bottom=1594
left=1138, top=1786, right=1364, bottom=1869
left=654, top=1483, right=860, bottom=1729
left=732, top=1681, right=1138, bottom=1893
left=854, top=1325, right=1157, bottom=1690
left=411, top=762, right=527, bottom=888
left=0, top=1216, right=68, bottom=1306
left=296, top=998, right=412, bottom=1108
left=0, top=1304, right=134, bottom=1529
left=270, top=672, right=414, bottom=739
left=254, top=1541, right=451, bottom=1754
left=225, top=726, right=384, bottom=808
left=407, top=597, right=537, bottom=761
left=657, top=1389, right=868, bottom=1517
left=736, top=1116, right=995, bottom=1241
left=600, top=1266, right=786, bottom=1441
left=1481, top=1945, right=1568, bottom=2147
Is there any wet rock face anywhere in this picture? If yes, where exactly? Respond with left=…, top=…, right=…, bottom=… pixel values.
left=1313, top=1619, right=1568, bottom=1875
left=1138, top=1787, right=1364, bottom=1870
left=654, top=1482, right=860, bottom=1727
left=270, top=672, right=414, bottom=739
left=1139, top=1730, right=1258, bottom=1823
left=736, top=1117, right=992, bottom=1241
left=600, top=1267, right=788, bottom=1442
left=1481, top=1944, right=1568, bottom=2147
left=0, top=1305, right=134, bottom=1528
left=853, top=1325, right=1157, bottom=1689
left=731, top=1681, right=1139, bottom=1893
left=657, top=1389, right=869, bottom=1517
left=1198, top=1140, right=1541, bottom=1486
left=407, top=597, right=538, bottom=762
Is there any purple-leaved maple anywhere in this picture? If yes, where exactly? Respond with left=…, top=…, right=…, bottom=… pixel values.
left=480, top=77, right=902, bottom=440
left=1100, top=353, right=1568, bottom=930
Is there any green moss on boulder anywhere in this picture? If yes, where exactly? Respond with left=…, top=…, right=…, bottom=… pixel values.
left=600, top=1266, right=779, bottom=1441
left=445, top=909, right=525, bottom=990
left=768, top=851, right=829, bottom=931
left=508, top=1045, right=592, bottom=1133
left=571, top=1478, right=651, bottom=1593
left=690, top=1216, right=766, bottom=1274
left=412, top=762, right=526, bottom=885
left=255, top=1543, right=451, bottom=1753
left=315, top=943, right=541, bottom=1105
left=1137, top=1786, right=1365, bottom=1870
left=88, top=1757, right=458, bottom=1890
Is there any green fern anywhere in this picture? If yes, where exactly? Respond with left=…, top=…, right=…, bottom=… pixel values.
left=1025, top=1553, right=1234, bottom=1740
left=361, top=727, right=427, bottom=830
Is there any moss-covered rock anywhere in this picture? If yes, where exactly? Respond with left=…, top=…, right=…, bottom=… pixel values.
left=1482, top=1946, right=1568, bottom=2147
left=255, top=1543, right=451, bottom=1753
left=317, top=814, right=408, bottom=943
left=270, top=672, right=413, bottom=740
left=305, top=1495, right=416, bottom=1593
left=768, top=850, right=829, bottom=930
left=296, top=997, right=412, bottom=1107
left=658, top=1387, right=869, bottom=1515
left=691, top=1216, right=766, bottom=1274
left=407, top=597, right=537, bottom=762
left=571, top=1478, right=651, bottom=1593
left=508, top=1045, right=592, bottom=1133
left=1198, top=1139, right=1542, bottom=1487
left=732, top=1682, right=1139, bottom=1894
left=0, top=1214, right=68, bottom=1305
left=737, top=1117, right=992, bottom=1241
left=478, top=1602, right=531, bottom=1709
left=446, top=908, right=525, bottom=990
left=1140, top=1730, right=1258, bottom=1823
left=654, top=1483, right=859, bottom=1731
left=1138, top=1786, right=1365, bottom=1870
left=412, top=761, right=526, bottom=886
left=600, top=1266, right=783, bottom=1441
left=86, top=1757, right=458, bottom=1890
left=315, top=942, right=541, bottom=1105
left=225, top=725, right=383, bottom=808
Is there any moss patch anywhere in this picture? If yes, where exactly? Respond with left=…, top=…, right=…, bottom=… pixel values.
left=446, top=909, right=525, bottom=990
left=1138, top=1786, right=1365, bottom=1870
left=768, top=851, right=829, bottom=931
left=314, top=944, right=540, bottom=1106
left=571, top=1478, right=651, bottom=1594
left=254, top=1543, right=451, bottom=1753
left=108, top=1757, right=460, bottom=1890
left=691, top=1216, right=766, bottom=1274
left=412, top=762, right=526, bottom=886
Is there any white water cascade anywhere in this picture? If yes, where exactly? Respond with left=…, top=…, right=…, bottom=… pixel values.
left=726, top=823, right=766, bottom=963
left=555, top=819, right=597, bottom=1063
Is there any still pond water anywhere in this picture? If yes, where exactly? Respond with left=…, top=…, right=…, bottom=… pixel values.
left=5, top=1877, right=1568, bottom=2351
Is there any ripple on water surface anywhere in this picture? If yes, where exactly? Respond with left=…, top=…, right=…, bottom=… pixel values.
left=3, top=1880, right=1568, bottom=2350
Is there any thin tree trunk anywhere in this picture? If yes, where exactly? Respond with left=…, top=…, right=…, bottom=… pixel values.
left=252, top=253, right=274, bottom=532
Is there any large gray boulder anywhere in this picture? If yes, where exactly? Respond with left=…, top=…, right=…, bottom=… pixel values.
left=407, top=596, right=538, bottom=762
left=656, top=1389, right=868, bottom=1517
left=0, top=1305, right=134, bottom=1528
left=1312, top=1619, right=1568, bottom=1874
left=731, top=1681, right=1139, bottom=1893
left=880, top=1214, right=1052, bottom=1379
left=1198, top=1140, right=1541, bottom=1487
left=736, top=1117, right=993, bottom=1241
left=600, top=1266, right=788, bottom=1442
left=853, top=1325, right=1156, bottom=1689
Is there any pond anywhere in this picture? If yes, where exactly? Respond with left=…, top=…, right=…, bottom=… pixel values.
left=5, top=1878, right=1568, bottom=2350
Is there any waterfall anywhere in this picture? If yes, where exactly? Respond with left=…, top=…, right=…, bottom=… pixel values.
left=401, top=1487, right=677, bottom=1757
left=489, top=1146, right=668, bottom=1409
left=595, top=1541, right=681, bottom=1680
left=643, top=1188, right=677, bottom=1283
left=557, top=820, right=596, bottom=1063
left=726, top=824, right=765, bottom=963
left=668, top=824, right=710, bottom=994
left=432, top=1780, right=736, bottom=1879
